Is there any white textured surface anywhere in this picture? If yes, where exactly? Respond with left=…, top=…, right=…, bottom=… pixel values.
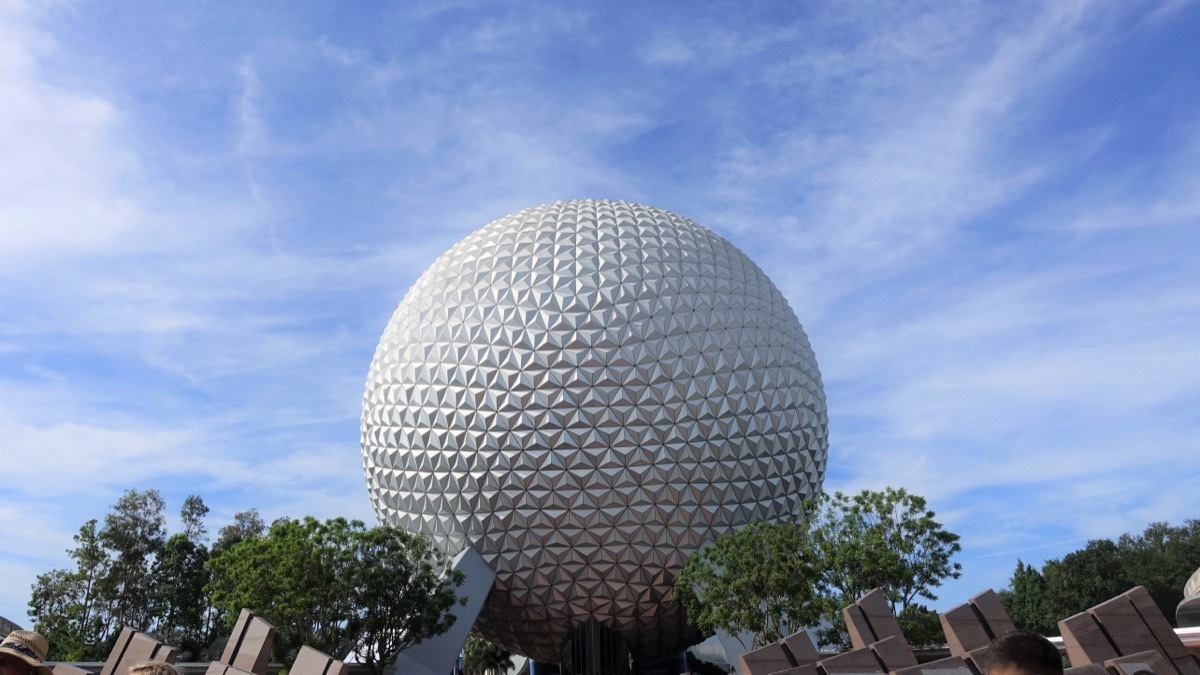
left=361, top=199, right=827, bottom=661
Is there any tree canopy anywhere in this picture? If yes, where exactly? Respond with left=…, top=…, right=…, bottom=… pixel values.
left=810, top=487, right=961, bottom=648
left=346, top=525, right=466, bottom=675
left=999, top=519, right=1200, bottom=633
left=672, top=487, right=962, bottom=649
left=206, top=515, right=465, bottom=674
left=672, top=519, right=822, bottom=647
left=29, top=490, right=214, bottom=660
left=30, top=490, right=465, bottom=674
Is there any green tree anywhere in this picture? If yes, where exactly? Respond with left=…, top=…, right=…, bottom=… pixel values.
left=347, top=527, right=465, bottom=675
left=30, top=491, right=225, bottom=661
left=672, top=519, right=822, bottom=647
left=462, top=635, right=514, bottom=675
left=812, top=488, right=962, bottom=609
left=30, top=519, right=113, bottom=659
left=671, top=488, right=962, bottom=649
left=1003, top=519, right=1200, bottom=630
left=209, top=517, right=357, bottom=661
left=672, top=485, right=960, bottom=648
left=150, top=498, right=213, bottom=659
left=68, top=518, right=110, bottom=656
left=895, top=605, right=945, bottom=650
left=181, top=495, right=211, bottom=543
left=1116, top=520, right=1200, bottom=621
left=29, top=568, right=90, bottom=660
left=998, top=560, right=1055, bottom=636
left=209, top=518, right=465, bottom=670
left=212, top=508, right=265, bottom=556
left=150, top=535, right=210, bottom=652
left=1042, top=539, right=1130, bottom=623
left=32, top=494, right=464, bottom=670
left=98, top=488, right=167, bottom=632
left=809, top=488, right=962, bottom=647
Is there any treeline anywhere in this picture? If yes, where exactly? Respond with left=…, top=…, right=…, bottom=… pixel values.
left=999, top=519, right=1200, bottom=635
left=29, top=489, right=462, bottom=675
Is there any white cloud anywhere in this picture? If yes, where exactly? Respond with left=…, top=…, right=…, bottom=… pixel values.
left=235, top=60, right=265, bottom=156
left=638, top=18, right=801, bottom=70
left=0, top=0, right=1195, bottom=626
left=454, top=7, right=588, bottom=55
left=639, top=36, right=692, bottom=67
left=698, top=3, right=1125, bottom=320
left=0, top=2, right=144, bottom=269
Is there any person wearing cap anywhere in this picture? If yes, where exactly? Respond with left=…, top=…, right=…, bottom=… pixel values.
left=0, top=631, right=53, bottom=675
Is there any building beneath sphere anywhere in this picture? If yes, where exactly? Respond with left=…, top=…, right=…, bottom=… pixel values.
left=360, top=199, right=828, bottom=675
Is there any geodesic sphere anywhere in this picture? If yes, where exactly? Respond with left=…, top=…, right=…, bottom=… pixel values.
left=361, top=199, right=827, bottom=662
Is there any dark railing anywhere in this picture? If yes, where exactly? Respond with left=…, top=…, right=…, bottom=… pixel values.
left=48, top=665, right=382, bottom=675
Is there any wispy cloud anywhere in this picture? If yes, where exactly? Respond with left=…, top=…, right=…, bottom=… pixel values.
left=234, top=59, right=266, bottom=204
left=0, top=2, right=143, bottom=269
left=0, top=0, right=1196, bottom=630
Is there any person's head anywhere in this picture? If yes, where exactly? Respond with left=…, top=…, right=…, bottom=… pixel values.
left=0, top=631, right=52, bottom=675
left=128, top=661, right=179, bottom=675
left=987, top=630, right=1063, bottom=675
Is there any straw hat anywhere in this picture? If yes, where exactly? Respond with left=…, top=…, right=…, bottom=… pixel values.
left=0, top=631, right=53, bottom=675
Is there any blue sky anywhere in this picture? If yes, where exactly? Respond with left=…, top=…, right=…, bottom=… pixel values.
left=2, top=0, right=1199, bottom=630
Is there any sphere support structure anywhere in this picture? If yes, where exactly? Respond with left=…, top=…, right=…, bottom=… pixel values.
left=361, top=199, right=828, bottom=665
